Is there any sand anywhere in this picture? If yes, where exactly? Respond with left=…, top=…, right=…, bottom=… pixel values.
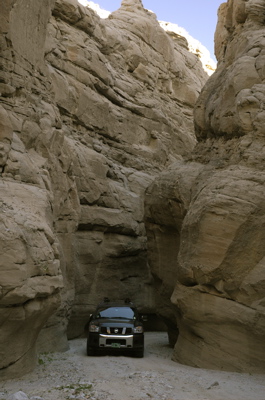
left=1, top=332, right=264, bottom=400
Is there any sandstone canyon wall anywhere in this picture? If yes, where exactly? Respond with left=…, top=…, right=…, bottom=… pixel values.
left=145, top=0, right=265, bottom=373
left=0, top=0, right=208, bottom=378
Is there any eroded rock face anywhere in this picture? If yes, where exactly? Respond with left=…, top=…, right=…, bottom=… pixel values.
left=145, top=0, right=265, bottom=372
left=0, top=0, right=207, bottom=378
left=196, top=0, right=265, bottom=139
left=0, top=0, right=65, bottom=379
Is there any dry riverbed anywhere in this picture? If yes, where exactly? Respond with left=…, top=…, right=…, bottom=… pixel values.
left=0, top=332, right=264, bottom=400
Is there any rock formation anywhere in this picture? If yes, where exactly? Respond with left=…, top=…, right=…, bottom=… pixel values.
left=81, top=1, right=216, bottom=76
left=145, top=0, right=265, bottom=373
left=0, top=0, right=207, bottom=378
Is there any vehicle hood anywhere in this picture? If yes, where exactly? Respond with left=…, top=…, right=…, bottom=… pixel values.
left=95, top=318, right=138, bottom=327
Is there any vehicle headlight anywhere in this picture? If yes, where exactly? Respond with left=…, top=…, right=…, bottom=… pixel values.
left=89, top=324, right=99, bottom=333
left=133, top=326, right=144, bottom=333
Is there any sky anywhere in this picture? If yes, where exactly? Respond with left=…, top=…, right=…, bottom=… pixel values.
left=91, top=0, right=224, bottom=61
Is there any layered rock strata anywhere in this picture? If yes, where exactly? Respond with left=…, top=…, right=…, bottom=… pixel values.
left=0, top=0, right=207, bottom=378
left=145, top=0, right=265, bottom=373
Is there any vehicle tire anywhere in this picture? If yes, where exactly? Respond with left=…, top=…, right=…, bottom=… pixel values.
left=87, top=341, right=97, bottom=356
left=133, top=349, right=144, bottom=358
left=87, top=346, right=97, bottom=356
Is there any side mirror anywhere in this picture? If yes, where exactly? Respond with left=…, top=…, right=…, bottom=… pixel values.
left=84, top=314, right=93, bottom=333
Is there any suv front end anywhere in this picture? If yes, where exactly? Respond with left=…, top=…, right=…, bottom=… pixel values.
left=86, top=300, right=144, bottom=357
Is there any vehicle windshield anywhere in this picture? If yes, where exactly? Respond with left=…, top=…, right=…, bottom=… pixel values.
left=96, top=306, right=136, bottom=319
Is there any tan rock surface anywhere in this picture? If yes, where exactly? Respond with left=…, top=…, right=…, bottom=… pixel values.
left=0, top=0, right=207, bottom=378
left=145, top=0, right=265, bottom=373
left=46, top=0, right=208, bottom=341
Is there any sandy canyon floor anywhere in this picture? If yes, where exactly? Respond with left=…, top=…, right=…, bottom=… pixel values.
left=0, top=332, right=264, bottom=400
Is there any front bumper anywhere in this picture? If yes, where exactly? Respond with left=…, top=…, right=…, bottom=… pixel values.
left=88, top=332, right=144, bottom=350
left=99, top=334, right=134, bottom=348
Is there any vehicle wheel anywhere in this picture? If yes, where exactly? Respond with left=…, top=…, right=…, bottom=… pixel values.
left=87, top=346, right=97, bottom=356
left=87, top=341, right=97, bottom=356
left=133, top=349, right=144, bottom=358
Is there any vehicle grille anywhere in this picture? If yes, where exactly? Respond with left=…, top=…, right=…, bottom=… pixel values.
left=101, top=327, right=132, bottom=335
